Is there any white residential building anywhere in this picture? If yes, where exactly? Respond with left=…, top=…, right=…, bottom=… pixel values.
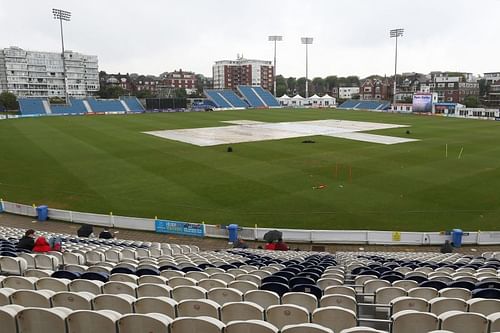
left=338, top=87, right=360, bottom=99
left=0, top=46, right=99, bottom=98
left=212, top=55, right=273, bottom=91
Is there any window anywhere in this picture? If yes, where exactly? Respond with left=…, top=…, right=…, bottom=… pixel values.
left=448, top=83, right=454, bottom=88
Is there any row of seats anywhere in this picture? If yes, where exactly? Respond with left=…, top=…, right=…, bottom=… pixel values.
left=338, top=100, right=391, bottom=110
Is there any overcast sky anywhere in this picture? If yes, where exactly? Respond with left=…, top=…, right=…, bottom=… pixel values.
left=1, top=0, right=499, bottom=79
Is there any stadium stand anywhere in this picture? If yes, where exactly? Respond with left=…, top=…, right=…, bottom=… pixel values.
left=339, top=100, right=391, bottom=111
left=253, top=86, right=281, bottom=107
left=86, top=97, right=126, bottom=113
left=50, top=98, right=88, bottom=115
left=1, top=225, right=499, bottom=333
left=238, top=85, right=266, bottom=107
left=119, top=97, right=145, bottom=112
left=205, top=90, right=247, bottom=108
left=18, top=98, right=47, bottom=115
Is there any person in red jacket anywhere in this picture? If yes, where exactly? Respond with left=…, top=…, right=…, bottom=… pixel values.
left=32, top=236, right=52, bottom=253
left=265, top=241, right=276, bottom=250
left=274, top=238, right=289, bottom=251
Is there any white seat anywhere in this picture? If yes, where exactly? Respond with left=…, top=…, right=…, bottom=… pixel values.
left=102, top=281, right=137, bottom=297
left=170, top=316, right=225, bottom=333
left=220, top=301, right=264, bottom=323
left=407, top=287, right=439, bottom=301
left=10, top=289, right=55, bottom=308
left=228, top=280, right=259, bottom=293
left=177, top=299, right=220, bottom=319
left=85, top=251, right=106, bottom=265
left=438, top=310, right=488, bottom=333
left=391, top=310, right=439, bottom=333
left=35, top=277, right=70, bottom=292
left=207, top=287, right=243, bottom=306
left=320, top=294, right=357, bottom=314
left=67, top=309, right=122, bottom=332
left=198, top=279, right=228, bottom=291
left=2, top=276, right=37, bottom=290
left=160, top=270, right=185, bottom=279
left=69, top=279, right=104, bottom=294
left=171, top=285, right=207, bottom=302
left=244, top=290, right=280, bottom=309
left=428, top=297, right=467, bottom=315
left=438, top=287, right=471, bottom=300
left=266, top=304, right=310, bottom=330
left=51, top=291, right=94, bottom=310
left=390, top=296, right=429, bottom=315
left=185, top=271, right=210, bottom=281
left=340, top=327, right=385, bottom=333
left=18, top=253, right=36, bottom=269
left=282, top=292, right=317, bottom=314
left=487, top=312, right=500, bottom=333
left=133, top=296, right=177, bottom=318
left=392, top=280, right=418, bottom=291
left=226, top=319, right=279, bottom=333
left=105, top=249, right=123, bottom=263
left=136, top=283, right=172, bottom=298
left=324, top=286, right=356, bottom=298
left=63, top=252, right=85, bottom=265
left=17, top=307, right=72, bottom=333
left=24, top=268, right=53, bottom=278
left=364, top=279, right=391, bottom=294
left=0, top=304, right=23, bottom=333
left=169, top=276, right=197, bottom=287
left=93, top=293, right=135, bottom=314
left=312, top=306, right=357, bottom=333
left=34, top=254, right=59, bottom=270
left=467, top=298, right=500, bottom=316
left=317, top=278, right=343, bottom=290
left=375, top=287, right=407, bottom=304
left=236, top=274, right=261, bottom=286
left=0, top=288, right=15, bottom=306
left=0, top=257, right=28, bottom=275
left=137, top=275, right=168, bottom=285
left=210, top=273, right=235, bottom=284
left=109, top=273, right=139, bottom=284
left=117, top=313, right=173, bottom=333
left=282, top=323, right=334, bottom=333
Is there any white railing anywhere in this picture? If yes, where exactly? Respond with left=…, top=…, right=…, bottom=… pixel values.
left=1, top=199, right=499, bottom=245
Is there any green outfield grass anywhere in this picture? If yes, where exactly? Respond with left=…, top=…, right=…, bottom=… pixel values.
left=1, top=109, right=500, bottom=231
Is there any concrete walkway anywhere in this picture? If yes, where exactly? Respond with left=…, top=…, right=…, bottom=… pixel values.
left=1, top=213, right=499, bottom=254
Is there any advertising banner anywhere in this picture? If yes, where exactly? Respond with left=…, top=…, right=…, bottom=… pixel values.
left=412, top=94, right=433, bottom=112
left=155, top=219, right=205, bottom=237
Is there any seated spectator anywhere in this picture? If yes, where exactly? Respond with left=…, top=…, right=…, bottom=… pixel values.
left=99, top=227, right=114, bottom=239
left=440, top=240, right=453, bottom=253
left=77, top=224, right=94, bottom=238
left=274, top=238, right=289, bottom=251
left=265, top=241, right=276, bottom=250
left=49, top=236, right=63, bottom=252
left=32, top=236, right=52, bottom=253
left=17, top=229, right=36, bottom=251
left=233, top=237, right=248, bottom=249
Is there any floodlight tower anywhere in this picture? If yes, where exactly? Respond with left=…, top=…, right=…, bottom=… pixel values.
left=268, top=35, right=283, bottom=97
left=53, top=8, right=72, bottom=103
left=301, top=37, right=313, bottom=99
left=390, top=28, right=404, bottom=106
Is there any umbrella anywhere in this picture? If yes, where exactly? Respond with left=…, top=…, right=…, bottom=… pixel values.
left=264, top=230, right=283, bottom=243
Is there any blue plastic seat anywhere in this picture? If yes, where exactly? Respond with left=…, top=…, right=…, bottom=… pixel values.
left=110, top=267, right=136, bottom=275
left=289, top=277, right=316, bottom=288
left=406, top=275, right=427, bottom=283
left=274, top=271, right=295, bottom=280
left=262, top=276, right=289, bottom=285
left=471, top=288, right=500, bottom=299
left=297, top=271, right=320, bottom=281
left=80, top=272, right=109, bottom=283
left=261, top=282, right=290, bottom=297
left=447, top=281, right=475, bottom=291
left=291, top=284, right=323, bottom=300
left=181, top=266, right=203, bottom=273
left=52, top=270, right=81, bottom=280
left=419, top=280, right=447, bottom=291
left=136, top=268, right=160, bottom=276
left=474, top=281, right=500, bottom=290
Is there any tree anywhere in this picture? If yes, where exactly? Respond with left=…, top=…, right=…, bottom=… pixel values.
left=275, top=75, right=287, bottom=96
left=0, top=91, right=18, bottom=110
left=174, top=88, right=187, bottom=98
left=134, top=90, right=153, bottom=99
left=324, top=75, right=338, bottom=92
left=287, top=77, right=297, bottom=94
left=98, top=86, right=125, bottom=99
left=463, top=96, right=479, bottom=108
left=296, top=77, right=308, bottom=97
left=312, top=77, right=325, bottom=95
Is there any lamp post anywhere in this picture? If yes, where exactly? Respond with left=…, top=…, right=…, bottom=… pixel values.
left=52, top=8, right=71, bottom=103
left=301, top=37, right=313, bottom=99
left=390, top=28, right=404, bottom=106
left=268, top=35, right=283, bottom=97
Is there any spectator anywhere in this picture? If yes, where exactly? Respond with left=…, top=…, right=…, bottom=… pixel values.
left=32, top=236, right=52, bottom=253
left=99, top=227, right=114, bottom=239
left=17, top=229, right=36, bottom=251
left=265, top=241, right=276, bottom=250
left=440, top=240, right=453, bottom=254
left=233, top=237, right=248, bottom=249
left=49, top=236, right=63, bottom=252
left=77, top=224, right=94, bottom=238
left=274, top=238, right=289, bottom=251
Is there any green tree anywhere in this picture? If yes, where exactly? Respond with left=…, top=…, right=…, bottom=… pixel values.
left=0, top=91, right=18, bottom=110
left=134, top=90, right=153, bottom=99
left=325, top=75, right=338, bottom=92
left=287, top=77, right=297, bottom=94
left=275, top=75, right=287, bottom=96
left=312, top=77, right=325, bottom=95
left=296, top=77, right=307, bottom=97
left=464, top=96, right=479, bottom=108
left=98, top=86, right=125, bottom=99
left=174, top=88, right=187, bottom=98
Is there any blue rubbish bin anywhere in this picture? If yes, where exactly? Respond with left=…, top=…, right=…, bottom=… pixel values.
left=452, top=229, right=463, bottom=248
left=228, top=224, right=239, bottom=243
left=36, top=205, right=48, bottom=222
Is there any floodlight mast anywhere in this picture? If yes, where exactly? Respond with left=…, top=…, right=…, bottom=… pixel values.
left=390, top=28, right=404, bottom=107
left=53, top=8, right=71, bottom=103
left=268, top=35, right=283, bottom=97
left=301, top=37, right=313, bottom=99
